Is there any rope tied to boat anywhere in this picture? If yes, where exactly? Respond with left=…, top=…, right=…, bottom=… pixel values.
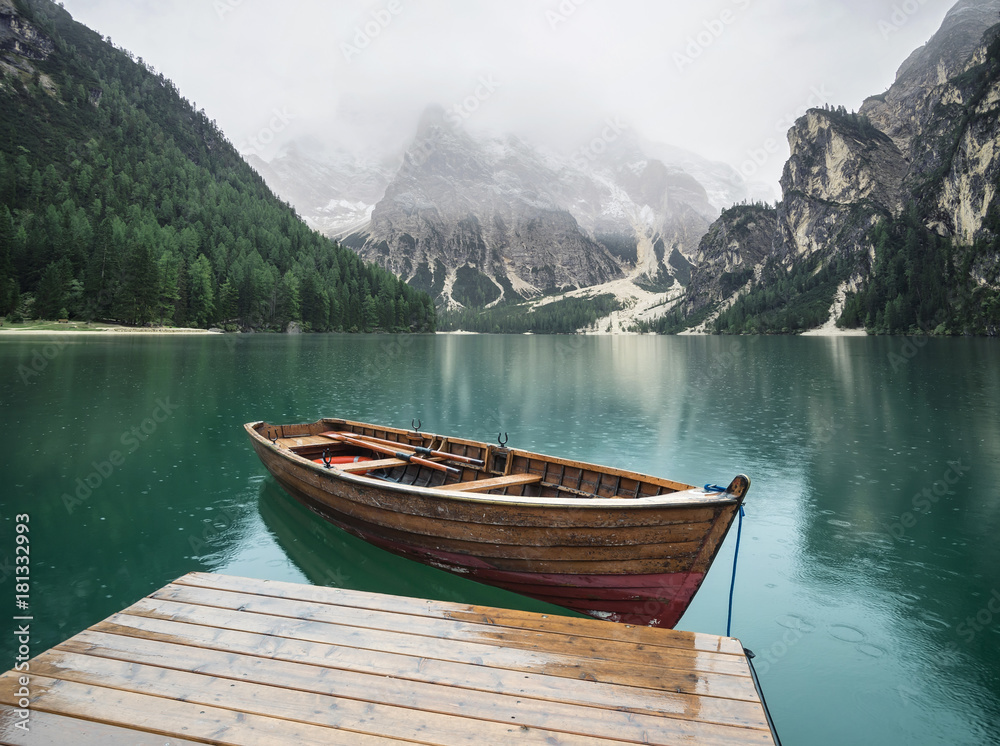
left=704, top=483, right=726, bottom=492
left=726, top=504, right=746, bottom=637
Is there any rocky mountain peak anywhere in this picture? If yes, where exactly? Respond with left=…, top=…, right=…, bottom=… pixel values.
left=252, top=107, right=757, bottom=310
left=681, top=0, right=999, bottom=336
left=860, top=0, right=1000, bottom=154
left=782, top=109, right=908, bottom=213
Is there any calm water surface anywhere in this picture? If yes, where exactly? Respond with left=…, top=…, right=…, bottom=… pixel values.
left=0, top=333, right=998, bottom=745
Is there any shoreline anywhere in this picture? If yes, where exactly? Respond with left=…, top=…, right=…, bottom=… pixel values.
left=0, top=325, right=873, bottom=338
left=0, top=326, right=220, bottom=336
left=799, top=326, right=868, bottom=337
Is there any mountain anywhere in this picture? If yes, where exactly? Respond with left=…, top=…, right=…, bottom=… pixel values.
left=245, top=138, right=396, bottom=239
left=678, top=0, right=1000, bottom=336
left=253, top=107, right=760, bottom=310
left=0, top=0, right=435, bottom=332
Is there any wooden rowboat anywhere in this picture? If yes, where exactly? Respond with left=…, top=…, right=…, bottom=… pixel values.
left=245, top=418, right=750, bottom=629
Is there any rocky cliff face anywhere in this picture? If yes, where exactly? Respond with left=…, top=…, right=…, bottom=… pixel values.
left=682, top=0, right=1000, bottom=329
left=859, top=0, right=1000, bottom=246
left=778, top=110, right=909, bottom=260
left=0, top=0, right=54, bottom=71
left=911, top=28, right=1000, bottom=244
left=683, top=203, right=778, bottom=315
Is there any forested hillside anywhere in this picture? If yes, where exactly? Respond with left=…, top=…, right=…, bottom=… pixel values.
left=0, top=0, right=434, bottom=331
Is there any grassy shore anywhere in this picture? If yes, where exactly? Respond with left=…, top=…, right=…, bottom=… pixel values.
left=0, top=320, right=218, bottom=334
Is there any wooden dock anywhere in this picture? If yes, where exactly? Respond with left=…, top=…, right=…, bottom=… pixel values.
left=0, top=572, right=779, bottom=745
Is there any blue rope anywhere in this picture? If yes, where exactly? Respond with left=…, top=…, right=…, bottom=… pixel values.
left=704, top=483, right=726, bottom=492
left=726, top=504, right=746, bottom=637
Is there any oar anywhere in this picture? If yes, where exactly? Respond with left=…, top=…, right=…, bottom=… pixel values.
left=325, top=433, right=460, bottom=475
left=323, top=430, right=485, bottom=467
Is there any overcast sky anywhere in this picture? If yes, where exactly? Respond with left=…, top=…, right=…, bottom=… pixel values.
left=59, top=0, right=957, bottom=195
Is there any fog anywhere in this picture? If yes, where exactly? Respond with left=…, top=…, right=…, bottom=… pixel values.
left=59, top=0, right=957, bottom=192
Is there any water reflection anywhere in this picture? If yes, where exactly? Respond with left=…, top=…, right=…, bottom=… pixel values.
left=1, top=333, right=998, bottom=746
left=256, top=477, right=576, bottom=617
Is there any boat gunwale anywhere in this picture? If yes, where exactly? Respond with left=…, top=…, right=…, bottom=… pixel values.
left=245, top=420, right=744, bottom=511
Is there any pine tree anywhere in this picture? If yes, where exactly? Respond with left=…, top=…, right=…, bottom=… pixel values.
left=0, top=205, right=15, bottom=315
left=216, top=279, right=238, bottom=325
left=188, top=254, right=215, bottom=327
left=35, top=259, right=72, bottom=319
left=275, top=270, right=300, bottom=329
left=157, top=250, right=180, bottom=325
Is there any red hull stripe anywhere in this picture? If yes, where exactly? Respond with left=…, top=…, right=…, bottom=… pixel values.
left=345, top=523, right=707, bottom=628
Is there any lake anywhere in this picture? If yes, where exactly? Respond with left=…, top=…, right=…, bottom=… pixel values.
left=1, top=332, right=998, bottom=745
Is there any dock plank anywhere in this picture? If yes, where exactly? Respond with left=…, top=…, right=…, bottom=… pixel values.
left=73, top=621, right=764, bottom=726
left=0, top=573, right=778, bottom=745
left=25, top=651, right=640, bottom=746
left=0, top=705, right=208, bottom=746
left=148, top=583, right=751, bottom=677
left=93, top=610, right=761, bottom=705
left=0, top=672, right=414, bottom=746
left=178, top=571, right=746, bottom=654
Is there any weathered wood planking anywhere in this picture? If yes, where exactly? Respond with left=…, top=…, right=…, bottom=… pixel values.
left=0, top=572, right=778, bottom=745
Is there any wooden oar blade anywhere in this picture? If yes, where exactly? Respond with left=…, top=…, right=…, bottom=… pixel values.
left=322, top=432, right=460, bottom=475
left=321, top=431, right=483, bottom=467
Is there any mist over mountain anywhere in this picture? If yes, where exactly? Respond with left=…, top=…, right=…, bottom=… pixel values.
left=253, top=108, right=769, bottom=309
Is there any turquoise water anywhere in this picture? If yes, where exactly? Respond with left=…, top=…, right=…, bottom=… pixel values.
left=0, top=333, right=998, bottom=745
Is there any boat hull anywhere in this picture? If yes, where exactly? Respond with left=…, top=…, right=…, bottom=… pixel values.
left=247, top=419, right=747, bottom=629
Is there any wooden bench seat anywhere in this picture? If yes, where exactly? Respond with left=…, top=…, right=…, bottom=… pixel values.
left=335, top=458, right=410, bottom=472
left=276, top=435, right=335, bottom=449
left=430, top=473, right=543, bottom=493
